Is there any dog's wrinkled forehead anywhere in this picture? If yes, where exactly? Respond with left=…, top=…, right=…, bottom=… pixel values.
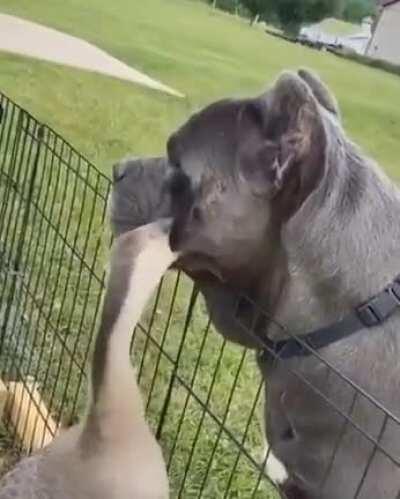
left=167, top=99, right=246, bottom=175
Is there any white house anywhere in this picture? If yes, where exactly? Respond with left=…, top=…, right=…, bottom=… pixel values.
left=367, top=0, right=400, bottom=64
left=342, top=18, right=374, bottom=53
left=300, top=17, right=372, bottom=54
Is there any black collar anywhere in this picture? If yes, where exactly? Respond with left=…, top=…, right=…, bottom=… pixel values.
left=259, top=274, right=400, bottom=361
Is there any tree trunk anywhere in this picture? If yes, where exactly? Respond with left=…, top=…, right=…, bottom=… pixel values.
left=212, top=0, right=217, bottom=8
left=250, top=13, right=260, bottom=26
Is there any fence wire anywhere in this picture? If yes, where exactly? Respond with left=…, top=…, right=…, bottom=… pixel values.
left=0, top=91, right=399, bottom=499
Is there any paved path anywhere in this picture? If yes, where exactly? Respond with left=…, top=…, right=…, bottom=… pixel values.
left=0, top=14, right=184, bottom=98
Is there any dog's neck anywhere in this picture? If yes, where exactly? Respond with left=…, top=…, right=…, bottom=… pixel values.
left=270, top=132, right=400, bottom=340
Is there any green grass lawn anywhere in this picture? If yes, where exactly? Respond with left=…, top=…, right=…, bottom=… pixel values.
left=0, top=0, right=400, bottom=497
left=0, top=0, right=399, bottom=177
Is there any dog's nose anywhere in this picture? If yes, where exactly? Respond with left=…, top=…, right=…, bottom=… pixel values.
left=113, top=162, right=127, bottom=183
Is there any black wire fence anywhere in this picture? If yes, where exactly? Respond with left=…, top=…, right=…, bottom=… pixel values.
left=0, top=91, right=399, bottom=499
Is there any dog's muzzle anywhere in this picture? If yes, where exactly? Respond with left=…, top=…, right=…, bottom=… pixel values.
left=113, top=162, right=128, bottom=183
left=110, top=157, right=171, bottom=238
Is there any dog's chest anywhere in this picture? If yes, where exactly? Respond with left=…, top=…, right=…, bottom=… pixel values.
left=262, top=359, right=334, bottom=449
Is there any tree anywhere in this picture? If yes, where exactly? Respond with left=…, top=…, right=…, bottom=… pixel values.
left=240, top=0, right=270, bottom=23
left=239, top=0, right=344, bottom=35
left=207, top=0, right=375, bottom=33
left=343, top=0, right=376, bottom=22
left=263, top=0, right=343, bottom=35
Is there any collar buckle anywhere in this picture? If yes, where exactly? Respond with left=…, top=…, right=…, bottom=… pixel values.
left=357, top=279, right=400, bottom=328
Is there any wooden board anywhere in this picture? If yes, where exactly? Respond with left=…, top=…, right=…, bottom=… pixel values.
left=5, top=380, right=58, bottom=452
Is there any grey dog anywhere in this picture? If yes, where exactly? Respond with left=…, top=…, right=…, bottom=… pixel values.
left=110, top=69, right=400, bottom=498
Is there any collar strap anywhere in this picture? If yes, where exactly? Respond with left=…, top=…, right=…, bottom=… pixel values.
left=260, top=274, right=400, bottom=361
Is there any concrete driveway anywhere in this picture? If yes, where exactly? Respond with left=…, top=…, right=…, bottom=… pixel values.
left=0, top=13, right=184, bottom=98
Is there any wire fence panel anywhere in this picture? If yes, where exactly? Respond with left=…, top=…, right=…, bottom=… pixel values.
left=0, top=92, right=399, bottom=499
left=0, top=95, right=111, bottom=433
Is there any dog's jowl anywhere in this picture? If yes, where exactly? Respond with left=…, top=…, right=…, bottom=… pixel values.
left=111, top=69, right=400, bottom=499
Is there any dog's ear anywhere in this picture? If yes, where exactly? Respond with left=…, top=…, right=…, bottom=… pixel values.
left=297, top=68, right=340, bottom=119
left=237, top=71, right=327, bottom=213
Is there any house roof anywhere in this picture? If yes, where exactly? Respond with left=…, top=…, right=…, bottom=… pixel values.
left=379, top=0, right=400, bottom=7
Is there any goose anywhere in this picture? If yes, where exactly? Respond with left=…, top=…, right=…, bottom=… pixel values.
left=0, top=219, right=175, bottom=499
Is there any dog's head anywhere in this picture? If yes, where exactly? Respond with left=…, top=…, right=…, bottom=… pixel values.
left=111, top=69, right=339, bottom=289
